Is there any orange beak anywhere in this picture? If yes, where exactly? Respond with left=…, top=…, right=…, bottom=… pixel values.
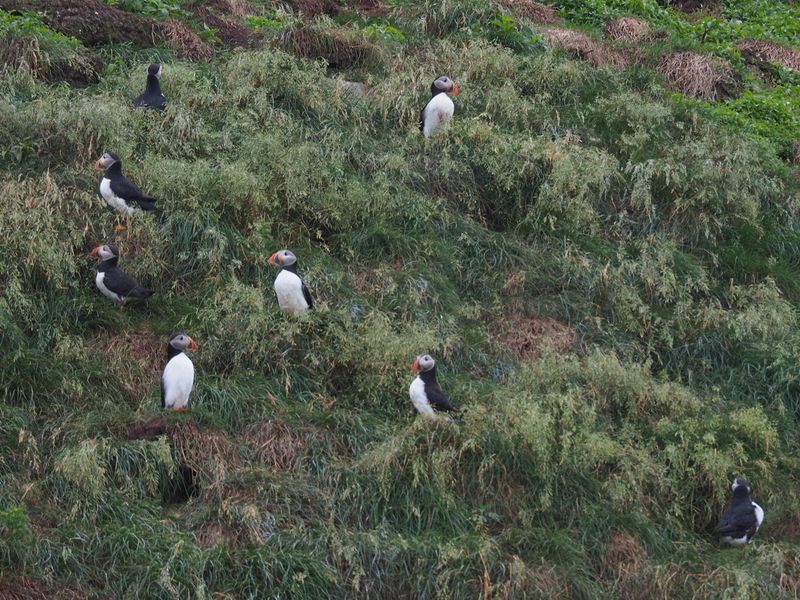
left=268, top=252, right=280, bottom=266
left=412, top=357, right=420, bottom=373
left=94, top=159, right=104, bottom=171
left=89, top=246, right=100, bottom=256
left=189, top=338, right=199, bottom=351
left=451, top=82, right=460, bottom=96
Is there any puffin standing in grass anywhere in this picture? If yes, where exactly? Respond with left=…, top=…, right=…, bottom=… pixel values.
left=268, top=249, right=313, bottom=315
left=133, top=63, right=166, bottom=111
left=718, top=477, right=765, bottom=545
left=90, top=244, right=153, bottom=305
left=161, top=332, right=199, bottom=412
left=420, top=75, right=460, bottom=138
left=95, top=152, right=161, bottom=216
left=409, top=354, right=461, bottom=420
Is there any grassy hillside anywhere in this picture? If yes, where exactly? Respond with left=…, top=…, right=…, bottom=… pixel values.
left=1, top=0, right=800, bottom=597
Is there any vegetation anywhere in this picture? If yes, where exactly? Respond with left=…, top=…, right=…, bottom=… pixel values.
left=0, top=0, right=799, bottom=597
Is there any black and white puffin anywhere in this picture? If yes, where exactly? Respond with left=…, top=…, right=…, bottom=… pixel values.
left=268, top=249, right=313, bottom=315
left=409, top=354, right=460, bottom=420
left=94, top=152, right=161, bottom=215
left=718, top=477, right=765, bottom=545
left=90, top=244, right=153, bottom=305
left=133, top=63, right=166, bottom=111
left=161, top=332, right=199, bottom=412
left=420, top=75, right=460, bottom=138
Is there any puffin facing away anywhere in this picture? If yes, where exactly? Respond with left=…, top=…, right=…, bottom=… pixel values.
left=95, top=152, right=161, bottom=215
left=133, top=63, right=166, bottom=111
left=161, top=332, right=198, bottom=411
left=718, top=477, right=764, bottom=545
left=91, top=244, right=153, bottom=305
left=409, top=354, right=460, bottom=420
left=420, top=75, right=459, bottom=138
left=268, top=249, right=313, bottom=315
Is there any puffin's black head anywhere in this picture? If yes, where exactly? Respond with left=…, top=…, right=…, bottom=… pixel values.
left=168, top=332, right=199, bottom=352
left=731, top=477, right=751, bottom=495
left=431, top=75, right=459, bottom=97
left=268, top=249, right=298, bottom=268
left=90, top=243, right=119, bottom=261
left=94, top=152, right=121, bottom=172
left=148, top=63, right=162, bottom=79
left=412, top=354, right=436, bottom=374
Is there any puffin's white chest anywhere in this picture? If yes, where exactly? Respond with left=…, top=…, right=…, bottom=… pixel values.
left=422, top=93, right=455, bottom=138
left=100, top=177, right=135, bottom=214
left=95, top=271, right=122, bottom=304
left=162, top=353, right=195, bottom=410
left=274, top=270, right=309, bottom=315
left=409, top=377, right=437, bottom=419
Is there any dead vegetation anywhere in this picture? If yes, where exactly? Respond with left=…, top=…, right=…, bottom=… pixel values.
left=170, top=421, right=242, bottom=486
left=0, top=578, right=89, bottom=600
left=604, top=17, right=654, bottom=43
left=158, top=19, right=214, bottom=60
left=497, top=0, right=560, bottom=24
left=657, top=51, right=741, bottom=100
left=665, top=0, right=719, bottom=14
left=207, top=0, right=255, bottom=16
left=602, top=532, right=651, bottom=599
left=87, top=328, right=163, bottom=400
left=243, top=420, right=308, bottom=472
left=279, top=24, right=383, bottom=70
left=290, top=0, right=387, bottom=17
left=738, top=39, right=800, bottom=74
left=544, top=28, right=634, bottom=68
left=192, top=6, right=259, bottom=48
left=0, top=35, right=103, bottom=86
left=494, top=315, right=576, bottom=360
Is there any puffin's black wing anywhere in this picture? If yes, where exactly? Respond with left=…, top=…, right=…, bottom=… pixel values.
left=110, top=176, right=159, bottom=208
left=419, top=106, right=426, bottom=132
left=718, top=502, right=757, bottom=538
left=424, top=381, right=459, bottom=413
left=160, top=375, right=166, bottom=409
left=134, top=92, right=166, bottom=111
left=302, top=281, right=314, bottom=309
left=103, top=267, right=153, bottom=300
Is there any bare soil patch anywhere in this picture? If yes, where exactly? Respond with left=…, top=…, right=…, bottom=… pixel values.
left=280, top=24, right=383, bottom=69
left=494, top=315, right=575, bottom=360
left=657, top=51, right=740, bottom=100
left=738, top=39, right=800, bottom=73
left=0, top=578, right=89, bottom=600
left=498, top=0, right=560, bottom=24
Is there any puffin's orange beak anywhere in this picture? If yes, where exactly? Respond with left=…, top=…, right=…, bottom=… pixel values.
left=93, top=159, right=104, bottom=171
left=412, top=358, right=419, bottom=373
left=189, top=338, right=199, bottom=351
left=451, top=82, right=460, bottom=96
left=89, top=246, right=100, bottom=256
left=268, top=252, right=280, bottom=266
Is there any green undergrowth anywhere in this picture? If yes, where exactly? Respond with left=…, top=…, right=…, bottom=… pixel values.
left=1, top=0, right=800, bottom=597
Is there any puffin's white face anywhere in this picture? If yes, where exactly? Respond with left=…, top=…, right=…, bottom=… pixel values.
left=94, top=152, right=119, bottom=171
left=152, top=63, right=163, bottom=79
left=731, top=478, right=750, bottom=493
left=269, top=249, right=298, bottom=267
left=169, top=332, right=199, bottom=352
left=412, top=354, right=436, bottom=374
left=90, top=244, right=117, bottom=261
left=433, top=75, right=459, bottom=95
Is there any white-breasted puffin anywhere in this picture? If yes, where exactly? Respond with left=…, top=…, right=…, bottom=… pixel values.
left=717, top=477, right=765, bottom=545
left=268, top=249, right=313, bottom=315
left=409, top=354, right=460, bottom=420
left=420, top=75, right=460, bottom=138
left=161, top=332, right=199, bottom=411
left=90, top=244, right=153, bottom=305
left=133, top=63, right=166, bottom=111
left=94, top=152, right=161, bottom=215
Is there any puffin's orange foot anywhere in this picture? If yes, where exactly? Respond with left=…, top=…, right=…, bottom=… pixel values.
left=114, top=225, right=126, bottom=232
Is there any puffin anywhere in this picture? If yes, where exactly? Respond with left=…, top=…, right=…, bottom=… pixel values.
left=90, top=243, right=153, bottom=305
left=133, top=63, right=166, bottom=111
left=94, top=152, right=161, bottom=216
left=409, top=354, right=461, bottom=420
left=268, top=249, right=313, bottom=315
left=717, top=477, right=765, bottom=545
left=420, top=75, right=460, bottom=138
left=161, top=332, right=199, bottom=412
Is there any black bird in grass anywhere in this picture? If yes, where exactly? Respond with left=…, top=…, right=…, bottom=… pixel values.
left=90, top=244, right=153, bottom=306
left=718, top=477, right=764, bottom=545
left=409, top=354, right=461, bottom=421
left=133, top=63, right=166, bottom=111
left=95, top=152, right=162, bottom=217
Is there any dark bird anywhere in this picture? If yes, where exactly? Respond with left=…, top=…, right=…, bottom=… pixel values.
left=409, top=354, right=460, bottom=420
left=268, top=249, right=313, bottom=315
left=420, top=75, right=459, bottom=138
left=161, top=332, right=198, bottom=411
left=90, top=244, right=153, bottom=305
left=94, top=152, right=161, bottom=216
left=133, top=63, right=166, bottom=111
left=718, top=477, right=765, bottom=545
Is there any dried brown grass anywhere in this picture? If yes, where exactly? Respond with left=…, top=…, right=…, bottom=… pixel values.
left=605, top=17, right=652, bottom=43
left=494, top=315, right=575, bottom=360
left=0, top=578, right=88, bottom=600
left=86, top=328, right=162, bottom=400
left=738, top=39, right=800, bottom=73
left=193, top=6, right=259, bottom=48
left=544, top=28, right=633, bottom=68
left=602, top=532, right=651, bottom=599
left=157, top=19, right=214, bottom=60
left=207, top=0, right=254, bottom=16
left=657, top=51, right=740, bottom=100
left=280, top=24, right=383, bottom=69
left=170, top=421, right=242, bottom=487
left=243, top=420, right=307, bottom=472
left=497, top=0, right=560, bottom=24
